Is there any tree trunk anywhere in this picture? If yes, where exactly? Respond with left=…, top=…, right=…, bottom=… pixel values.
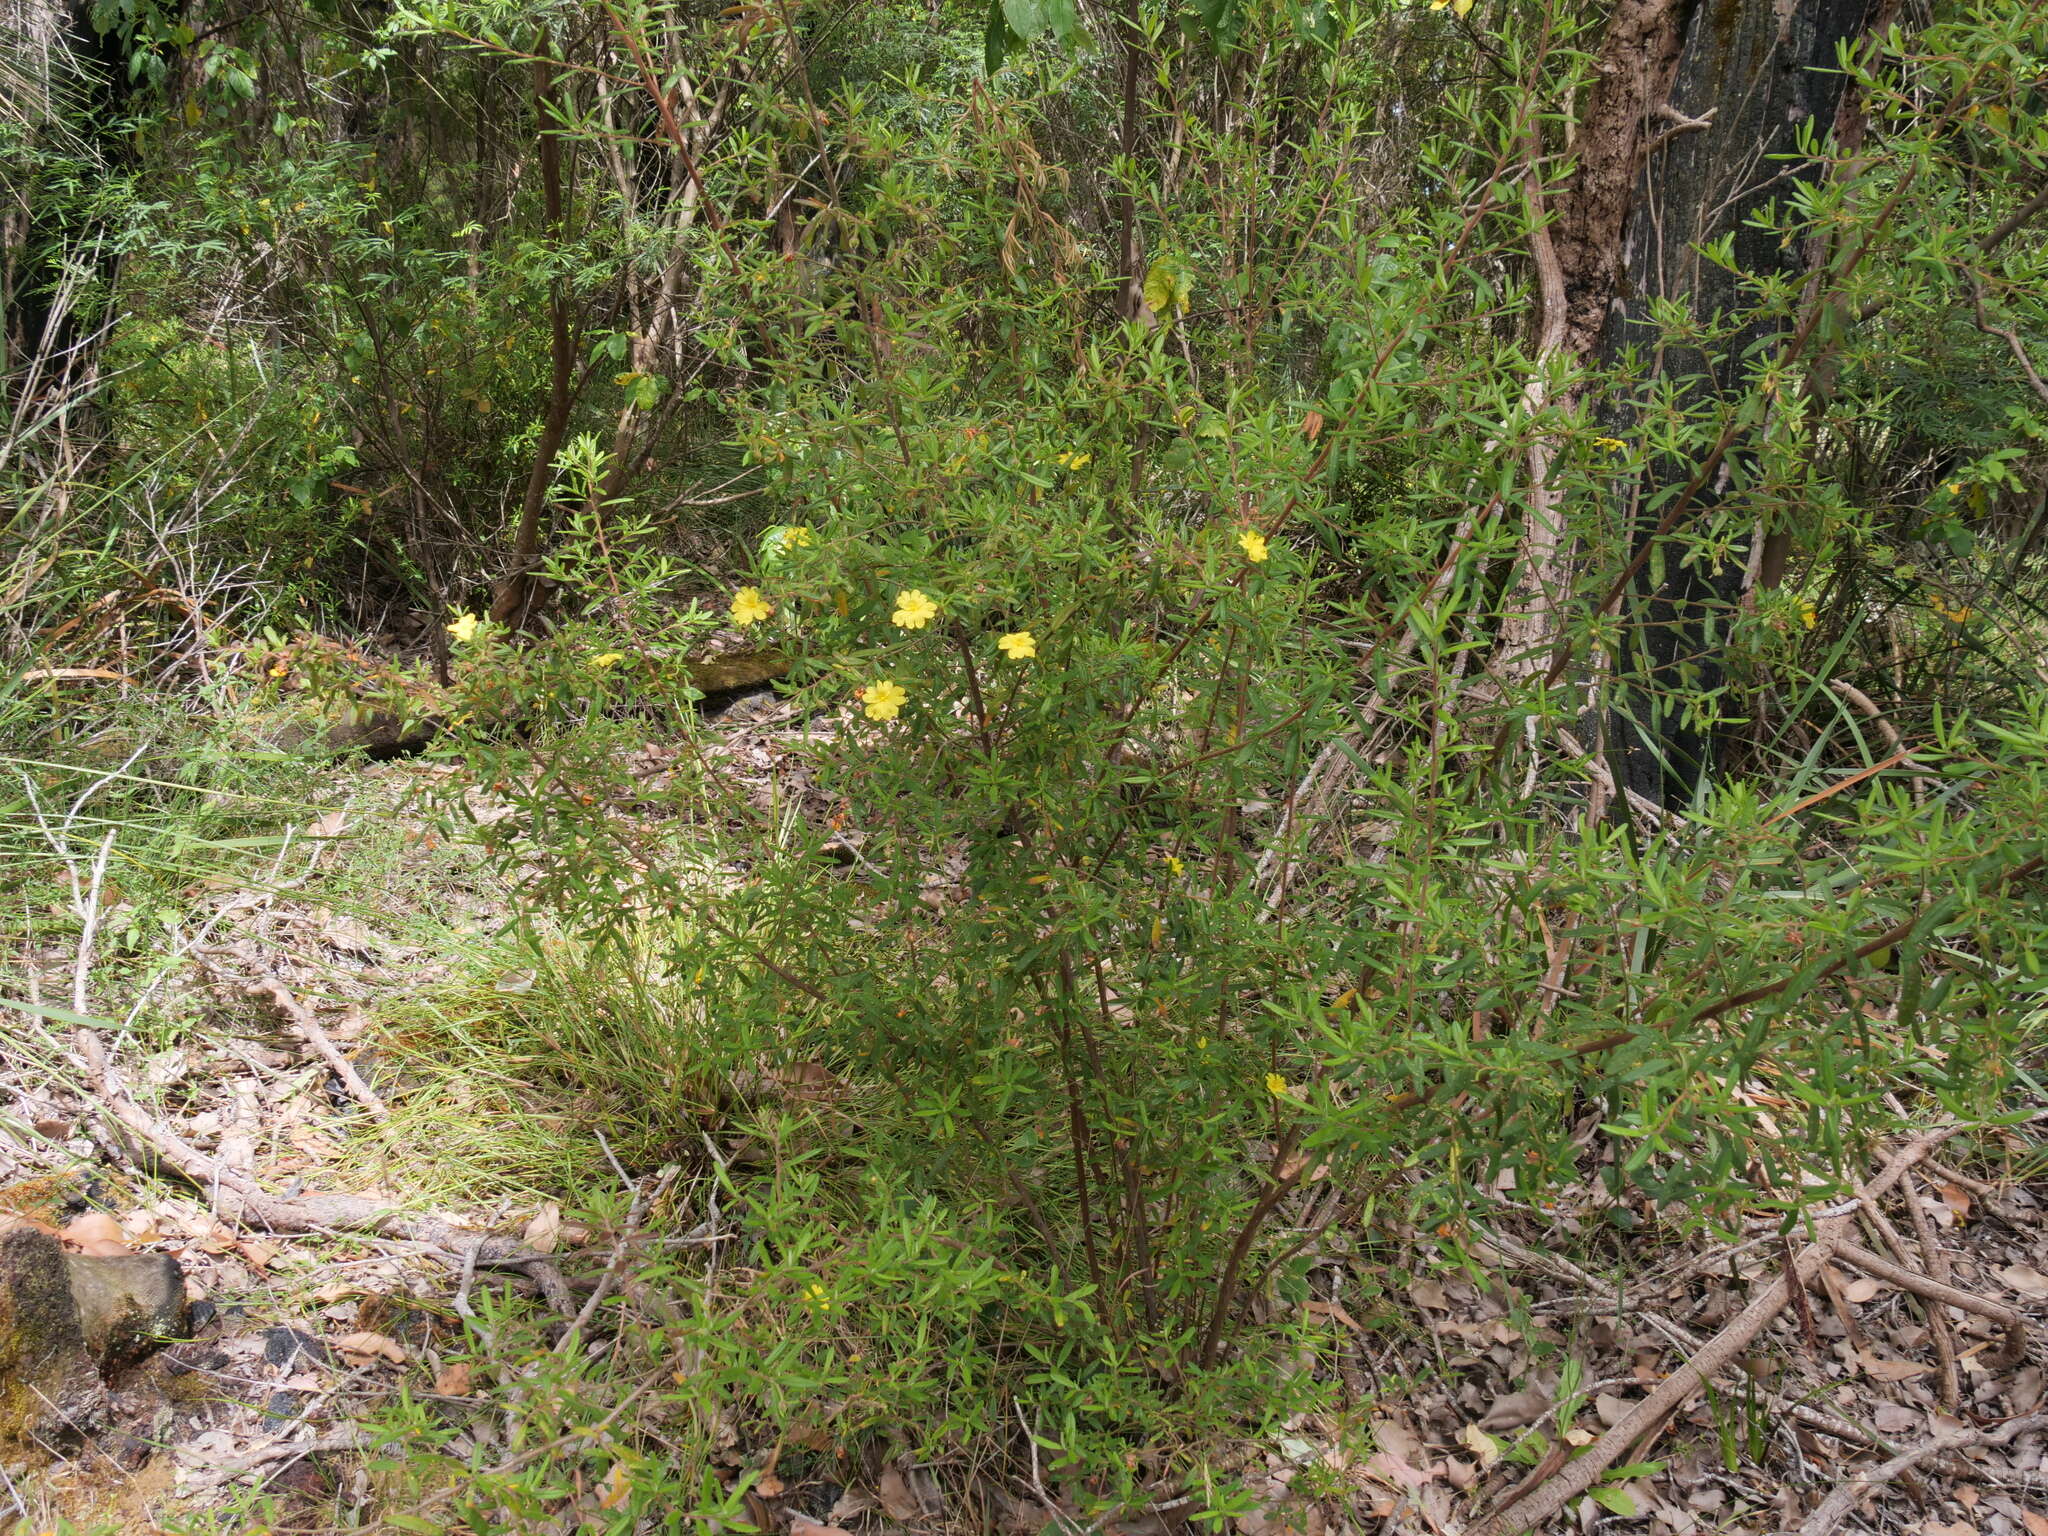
left=490, top=54, right=575, bottom=632
left=2, top=0, right=128, bottom=406
left=1594, top=0, right=1875, bottom=806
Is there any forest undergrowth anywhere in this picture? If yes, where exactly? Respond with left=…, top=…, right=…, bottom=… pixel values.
left=5, top=0, right=2048, bottom=1529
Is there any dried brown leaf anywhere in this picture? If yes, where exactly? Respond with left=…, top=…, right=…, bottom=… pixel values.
left=1857, top=1348, right=1930, bottom=1382
left=876, top=1466, right=920, bottom=1521
left=523, top=1202, right=562, bottom=1254
left=333, top=1330, right=407, bottom=1365
left=1407, top=1276, right=1451, bottom=1312
left=60, top=1211, right=132, bottom=1256
left=1997, top=1263, right=2048, bottom=1298
left=1478, top=1387, right=1551, bottom=1431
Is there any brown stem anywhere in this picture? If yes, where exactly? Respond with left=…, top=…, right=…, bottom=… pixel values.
left=493, top=52, right=577, bottom=631
left=1037, top=969, right=1107, bottom=1303
left=1114, top=0, right=1144, bottom=320
left=1195, top=1127, right=1304, bottom=1369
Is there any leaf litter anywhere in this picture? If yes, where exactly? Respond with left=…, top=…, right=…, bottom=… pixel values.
left=4, top=725, right=2047, bottom=1536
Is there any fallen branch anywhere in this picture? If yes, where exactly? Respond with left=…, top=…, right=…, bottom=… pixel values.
left=1834, top=1239, right=2028, bottom=1366
left=247, top=979, right=389, bottom=1118
left=73, top=1026, right=574, bottom=1314
left=1469, top=1129, right=1963, bottom=1536
left=1795, top=1412, right=2048, bottom=1536
left=1478, top=1225, right=1880, bottom=1449
left=1879, top=1181, right=1960, bottom=1410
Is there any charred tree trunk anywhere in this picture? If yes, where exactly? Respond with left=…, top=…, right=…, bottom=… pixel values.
left=2, top=0, right=129, bottom=407
left=1594, top=0, right=1875, bottom=806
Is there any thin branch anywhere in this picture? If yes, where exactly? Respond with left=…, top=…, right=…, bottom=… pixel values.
left=1796, top=1413, right=2048, bottom=1536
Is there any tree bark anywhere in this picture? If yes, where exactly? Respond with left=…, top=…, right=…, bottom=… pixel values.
left=2, top=0, right=129, bottom=406
left=1594, top=0, right=1875, bottom=805
left=491, top=53, right=576, bottom=632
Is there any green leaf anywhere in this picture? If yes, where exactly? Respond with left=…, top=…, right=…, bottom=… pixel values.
left=1002, top=0, right=1050, bottom=36
left=984, top=0, right=1021, bottom=72
left=1590, top=1486, right=1636, bottom=1517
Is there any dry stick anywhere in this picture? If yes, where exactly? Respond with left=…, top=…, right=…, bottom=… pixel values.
left=1795, top=1412, right=2048, bottom=1536
left=246, top=979, right=389, bottom=1118
left=1833, top=1240, right=2028, bottom=1366
left=1469, top=1129, right=1962, bottom=1536
left=1881, top=1181, right=1959, bottom=1411
left=557, top=1163, right=679, bottom=1356
left=1478, top=1225, right=1880, bottom=1449
left=72, top=1027, right=576, bottom=1314
left=1920, top=1156, right=1998, bottom=1198
left=1760, top=746, right=1911, bottom=828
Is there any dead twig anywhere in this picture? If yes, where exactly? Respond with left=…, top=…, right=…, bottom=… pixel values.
left=557, top=1159, right=679, bottom=1355
left=1886, top=1179, right=1960, bottom=1411
left=1468, top=1128, right=1964, bottom=1536
left=1795, top=1412, right=2048, bottom=1536
left=247, top=978, right=388, bottom=1118
left=1833, top=1239, right=2028, bottom=1366
left=70, top=1025, right=576, bottom=1314
left=1476, top=1225, right=1880, bottom=1449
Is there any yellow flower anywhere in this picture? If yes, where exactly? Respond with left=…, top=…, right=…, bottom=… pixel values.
left=862, top=679, right=908, bottom=721
left=1055, top=450, right=1092, bottom=469
left=1165, top=854, right=1185, bottom=876
left=446, top=611, right=481, bottom=644
left=891, top=588, right=939, bottom=629
left=1266, top=1072, right=1292, bottom=1098
left=267, top=662, right=290, bottom=679
left=730, top=587, right=773, bottom=627
left=592, top=652, right=625, bottom=668
left=760, top=524, right=814, bottom=564
left=1592, top=436, right=1627, bottom=453
left=1428, top=0, right=1474, bottom=13
left=1238, top=529, right=1270, bottom=563
left=997, top=630, right=1037, bottom=659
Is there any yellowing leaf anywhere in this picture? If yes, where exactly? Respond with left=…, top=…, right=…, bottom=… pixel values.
left=1460, top=1423, right=1501, bottom=1467
left=1142, top=261, right=1192, bottom=319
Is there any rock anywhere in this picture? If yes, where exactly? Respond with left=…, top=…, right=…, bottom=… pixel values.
left=0, top=1221, right=108, bottom=1443
left=261, top=1326, right=330, bottom=1368
left=64, top=1252, right=189, bottom=1368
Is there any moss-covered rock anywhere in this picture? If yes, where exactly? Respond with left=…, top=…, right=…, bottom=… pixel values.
left=66, top=1254, right=190, bottom=1370
left=0, top=1221, right=107, bottom=1445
